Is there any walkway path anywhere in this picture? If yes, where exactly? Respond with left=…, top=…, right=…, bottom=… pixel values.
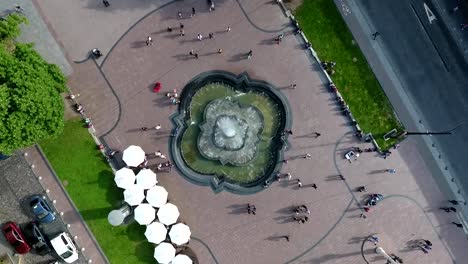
left=29, top=0, right=468, bottom=263
left=23, top=146, right=108, bottom=264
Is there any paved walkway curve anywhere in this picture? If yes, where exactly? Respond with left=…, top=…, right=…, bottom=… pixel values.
left=73, top=0, right=287, bottom=139
left=382, top=194, right=456, bottom=263
left=190, top=237, right=220, bottom=264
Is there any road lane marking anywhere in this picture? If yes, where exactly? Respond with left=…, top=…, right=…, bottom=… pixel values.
left=424, top=2, right=437, bottom=24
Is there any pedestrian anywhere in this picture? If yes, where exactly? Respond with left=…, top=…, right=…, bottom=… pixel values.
left=301, top=205, right=310, bottom=214
left=461, top=24, right=468, bottom=31
left=189, top=50, right=194, bottom=56
left=281, top=235, right=290, bottom=242
left=282, top=159, right=288, bottom=164
left=386, top=168, right=396, bottom=173
left=440, top=207, right=452, bottom=213
left=192, top=7, right=196, bottom=16
left=209, top=33, right=214, bottom=39
left=450, top=5, right=459, bottom=13
left=180, top=23, right=184, bottom=29
left=194, top=53, right=199, bottom=59
left=311, top=183, right=317, bottom=190
left=177, top=11, right=182, bottom=19
left=448, top=200, right=459, bottom=205
left=155, top=150, right=162, bottom=157
left=247, top=50, right=253, bottom=59
left=313, top=132, right=321, bottom=138
left=197, top=34, right=203, bottom=41
left=291, top=84, right=297, bottom=89
left=297, top=179, right=302, bottom=188
left=302, top=153, right=311, bottom=159
left=339, top=174, right=345, bottom=180
left=160, top=154, right=167, bottom=159
left=452, top=222, right=463, bottom=228
left=180, top=29, right=185, bottom=36
left=217, top=48, right=223, bottom=54
left=357, top=186, right=366, bottom=192
left=167, top=27, right=173, bottom=32
left=372, top=31, right=380, bottom=40
left=155, top=124, right=161, bottom=130
left=369, top=235, right=379, bottom=245
left=226, top=26, right=231, bottom=32
left=423, top=240, right=432, bottom=246
left=363, top=207, right=370, bottom=212
left=263, top=180, right=270, bottom=188
left=103, top=0, right=110, bottom=7
left=418, top=245, right=429, bottom=254
left=360, top=213, right=367, bottom=219
left=146, top=36, right=153, bottom=45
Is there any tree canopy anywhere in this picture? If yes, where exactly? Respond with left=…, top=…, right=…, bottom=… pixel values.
left=0, top=14, right=66, bottom=154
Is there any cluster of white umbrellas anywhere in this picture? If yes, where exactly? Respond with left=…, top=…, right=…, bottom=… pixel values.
left=113, top=145, right=193, bottom=264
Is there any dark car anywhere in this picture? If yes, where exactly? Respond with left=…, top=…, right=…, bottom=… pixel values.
left=30, top=195, right=56, bottom=224
left=366, top=194, right=384, bottom=206
left=2, top=222, right=31, bottom=254
left=22, top=222, right=51, bottom=256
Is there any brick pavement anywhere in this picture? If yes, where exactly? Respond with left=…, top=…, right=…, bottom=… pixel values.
left=32, top=0, right=468, bottom=263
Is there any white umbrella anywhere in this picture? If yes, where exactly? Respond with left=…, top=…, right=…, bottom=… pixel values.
left=146, top=186, right=168, bottom=208
left=169, top=223, right=191, bottom=246
left=134, top=203, right=156, bottom=225
left=123, top=145, right=146, bottom=167
left=157, top=203, right=180, bottom=226
left=171, top=254, right=192, bottom=264
left=154, top=242, right=176, bottom=264
left=123, top=185, right=145, bottom=206
left=114, top=168, right=136, bottom=189
left=136, top=169, right=158, bottom=189
left=145, top=222, right=167, bottom=244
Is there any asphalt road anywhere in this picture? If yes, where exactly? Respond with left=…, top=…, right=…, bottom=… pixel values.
left=351, top=0, right=468, bottom=205
left=0, top=154, right=86, bottom=264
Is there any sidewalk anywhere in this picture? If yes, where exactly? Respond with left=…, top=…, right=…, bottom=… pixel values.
left=23, top=145, right=109, bottom=264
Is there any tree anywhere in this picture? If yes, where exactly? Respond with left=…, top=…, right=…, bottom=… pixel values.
left=0, top=14, right=66, bottom=154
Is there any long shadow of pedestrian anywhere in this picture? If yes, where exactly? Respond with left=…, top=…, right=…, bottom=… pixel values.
left=227, top=203, right=248, bottom=215
left=227, top=53, right=247, bottom=62
left=172, top=53, right=194, bottom=61
left=202, top=51, right=220, bottom=56
left=273, top=215, right=295, bottom=224
left=130, top=41, right=148, bottom=49
left=163, top=33, right=181, bottom=40
left=258, top=39, right=274, bottom=45
left=348, top=236, right=368, bottom=244
left=275, top=205, right=296, bottom=215
left=368, top=169, right=386, bottom=175
left=325, top=175, right=343, bottom=181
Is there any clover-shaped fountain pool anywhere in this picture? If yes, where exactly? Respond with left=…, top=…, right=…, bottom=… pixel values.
left=170, top=71, right=291, bottom=194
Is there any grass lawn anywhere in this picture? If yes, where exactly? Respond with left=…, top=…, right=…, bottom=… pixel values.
left=295, top=0, right=404, bottom=149
left=40, top=119, right=155, bottom=264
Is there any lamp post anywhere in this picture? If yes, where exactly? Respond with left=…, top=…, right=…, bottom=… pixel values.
left=395, top=121, right=465, bottom=138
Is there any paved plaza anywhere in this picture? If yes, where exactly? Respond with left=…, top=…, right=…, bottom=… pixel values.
left=25, top=0, right=468, bottom=263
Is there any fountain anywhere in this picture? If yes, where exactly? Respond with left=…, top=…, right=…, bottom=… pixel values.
left=170, top=71, right=291, bottom=194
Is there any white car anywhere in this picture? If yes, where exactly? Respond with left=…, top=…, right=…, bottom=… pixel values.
left=50, top=232, right=79, bottom=263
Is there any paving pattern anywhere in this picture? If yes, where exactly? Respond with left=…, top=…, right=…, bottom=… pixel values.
left=28, top=0, right=468, bottom=263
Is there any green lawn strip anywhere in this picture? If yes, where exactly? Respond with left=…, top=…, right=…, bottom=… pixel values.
left=294, top=0, right=404, bottom=149
left=40, top=119, right=155, bottom=264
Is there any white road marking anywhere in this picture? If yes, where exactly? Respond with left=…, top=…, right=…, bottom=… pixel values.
left=423, top=3, right=437, bottom=24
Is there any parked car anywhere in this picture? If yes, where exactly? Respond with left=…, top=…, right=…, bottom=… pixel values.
left=366, top=194, right=384, bottom=206
left=2, top=222, right=31, bottom=254
left=29, top=195, right=56, bottom=224
left=22, top=222, right=51, bottom=256
left=50, top=232, right=78, bottom=263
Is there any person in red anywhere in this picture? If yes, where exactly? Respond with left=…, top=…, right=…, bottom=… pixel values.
left=153, top=82, right=161, bottom=93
